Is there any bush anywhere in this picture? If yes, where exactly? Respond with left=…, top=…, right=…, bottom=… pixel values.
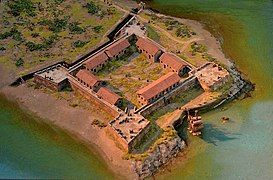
left=85, top=1, right=100, bottom=15
left=73, top=40, right=88, bottom=48
left=10, top=28, right=24, bottom=41
left=93, top=25, right=103, bottom=33
left=68, top=22, right=85, bottom=34
left=0, top=31, right=11, bottom=40
left=0, top=46, right=6, bottom=51
left=48, top=18, right=68, bottom=33
left=25, top=34, right=58, bottom=51
left=54, top=0, right=65, bottom=4
left=190, top=42, right=207, bottom=55
left=175, top=26, right=191, bottom=38
left=15, top=58, right=24, bottom=67
left=0, top=28, right=24, bottom=42
left=8, top=0, right=36, bottom=17
left=25, top=42, right=44, bottom=51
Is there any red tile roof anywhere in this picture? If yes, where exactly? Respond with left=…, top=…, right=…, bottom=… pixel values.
left=97, top=87, right=121, bottom=105
left=105, top=38, right=130, bottom=58
left=136, top=37, right=162, bottom=56
left=76, top=69, right=100, bottom=87
left=137, top=72, right=181, bottom=100
left=159, top=52, right=188, bottom=72
left=83, top=52, right=109, bottom=69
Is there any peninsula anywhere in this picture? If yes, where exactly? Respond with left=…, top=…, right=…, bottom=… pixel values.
left=0, top=0, right=253, bottom=179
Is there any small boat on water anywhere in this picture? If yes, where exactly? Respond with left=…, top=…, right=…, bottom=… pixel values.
left=187, top=110, right=204, bottom=136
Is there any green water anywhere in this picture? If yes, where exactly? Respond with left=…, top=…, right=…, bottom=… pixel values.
left=0, top=95, right=114, bottom=179
left=144, top=0, right=273, bottom=179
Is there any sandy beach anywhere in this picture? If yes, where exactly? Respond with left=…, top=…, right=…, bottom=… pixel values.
left=0, top=85, right=138, bottom=179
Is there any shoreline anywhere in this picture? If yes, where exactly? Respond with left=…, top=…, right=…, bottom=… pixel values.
left=0, top=85, right=137, bottom=179
left=0, top=3, right=254, bottom=179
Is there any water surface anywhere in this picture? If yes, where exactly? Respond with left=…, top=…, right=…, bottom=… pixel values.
left=0, top=95, right=114, bottom=179
left=144, top=0, right=273, bottom=179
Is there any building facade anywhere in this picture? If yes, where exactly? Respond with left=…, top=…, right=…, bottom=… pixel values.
left=83, top=52, right=109, bottom=73
left=136, top=72, right=181, bottom=106
left=75, top=69, right=102, bottom=92
left=136, top=37, right=163, bottom=62
left=34, top=64, right=68, bottom=91
left=159, top=52, right=191, bottom=76
left=97, top=87, right=122, bottom=107
left=105, top=38, right=131, bottom=59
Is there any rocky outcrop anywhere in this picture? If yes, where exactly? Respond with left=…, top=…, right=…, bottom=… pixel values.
left=132, top=136, right=186, bottom=179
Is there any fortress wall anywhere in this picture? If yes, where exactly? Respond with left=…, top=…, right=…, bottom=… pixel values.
left=68, top=75, right=120, bottom=118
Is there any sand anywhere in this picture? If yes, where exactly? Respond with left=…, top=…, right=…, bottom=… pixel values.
left=0, top=85, right=138, bottom=179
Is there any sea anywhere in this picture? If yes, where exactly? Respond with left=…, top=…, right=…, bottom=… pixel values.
left=1, top=0, right=273, bottom=179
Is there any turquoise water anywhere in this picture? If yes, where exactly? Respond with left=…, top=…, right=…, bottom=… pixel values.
left=0, top=95, right=114, bottom=179
left=145, top=0, right=273, bottom=179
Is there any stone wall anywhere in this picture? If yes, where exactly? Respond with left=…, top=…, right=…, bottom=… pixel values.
left=132, top=136, right=186, bottom=179
left=128, top=122, right=152, bottom=153
left=34, top=75, right=68, bottom=91
left=68, top=75, right=120, bottom=118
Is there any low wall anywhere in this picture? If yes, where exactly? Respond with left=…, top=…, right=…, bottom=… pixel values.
left=138, top=76, right=198, bottom=117
left=68, top=75, right=120, bottom=118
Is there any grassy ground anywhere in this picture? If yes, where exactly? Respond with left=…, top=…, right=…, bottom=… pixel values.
left=144, top=24, right=160, bottom=43
left=146, top=85, right=204, bottom=122
left=0, top=0, right=123, bottom=75
left=98, top=54, right=168, bottom=107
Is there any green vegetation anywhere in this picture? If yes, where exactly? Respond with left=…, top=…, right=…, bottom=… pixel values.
left=146, top=85, right=204, bottom=121
left=68, top=22, right=85, bottom=34
left=98, top=53, right=168, bottom=106
left=93, top=25, right=103, bottom=33
left=190, top=42, right=207, bottom=55
left=131, top=124, right=162, bottom=154
left=0, top=28, right=24, bottom=42
left=15, top=58, right=24, bottom=67
left=145, top=24, right=160, bottom=43
left=25, top=34, right=59, bottom=51
left=97, top=46, right=136, bottom=76
left=0, top=46, right=6, bottom=51
left=85, top=1, right=100, bottom=15
left=123, top=126, right=178, bottom=161
left=7, top=0, right=36, bottom=17
left=0, top=0, right=123, bottom=73
left=73, top=40, right=89, bottom=48
left=145, top=13, right=196, bottom=39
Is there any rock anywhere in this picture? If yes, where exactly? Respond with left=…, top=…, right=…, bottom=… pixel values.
left=132, top=136, right=186, bottom=179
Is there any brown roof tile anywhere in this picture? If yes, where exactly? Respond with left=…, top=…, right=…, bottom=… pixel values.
left=159, top=52, right=188, bottom=72
left=137, top=72, right=181, bottom=100
left=97, top=87, right=121, bottom=105
left=136, top=37, right=162, bottom=56
left=105, top=38, right=130, bottom=58
left=83, top=52, right=109, bottom=69
left=76, top=69, right=100, bottom=87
